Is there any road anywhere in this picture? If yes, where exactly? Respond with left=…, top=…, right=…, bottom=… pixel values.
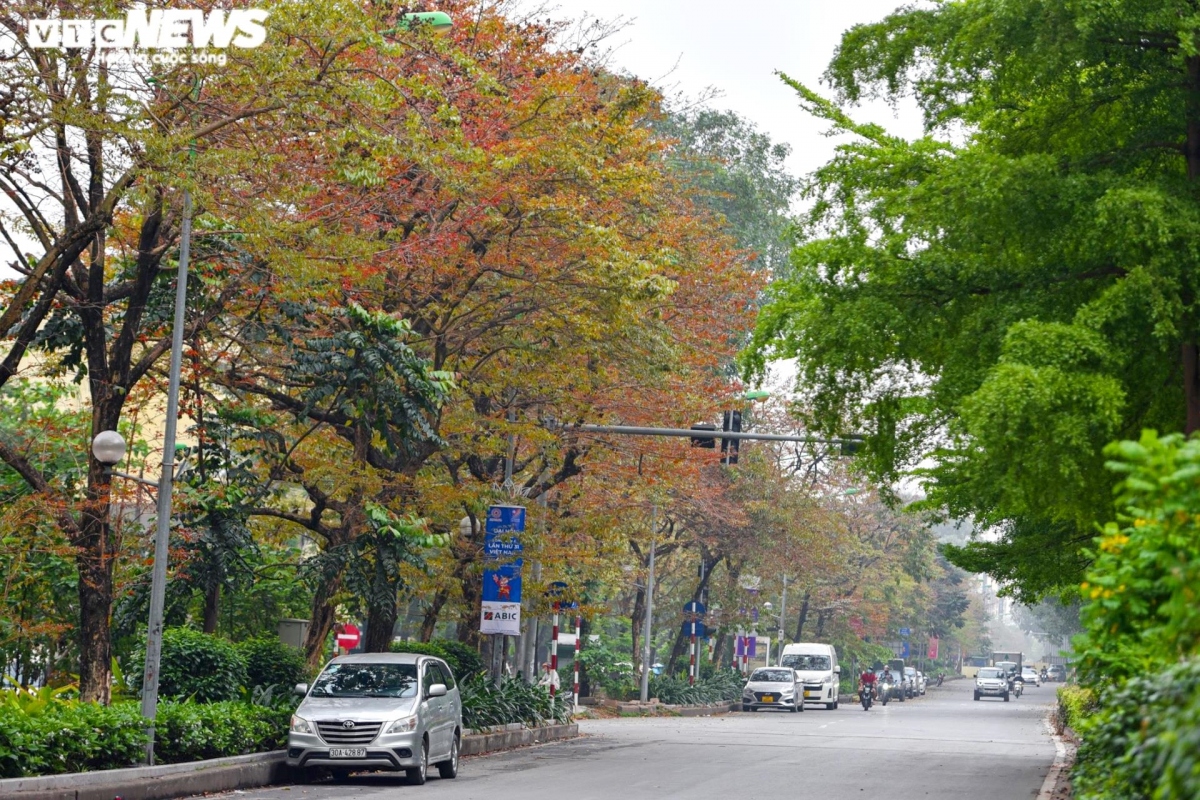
left=210, top=678, right=1058, bottom=800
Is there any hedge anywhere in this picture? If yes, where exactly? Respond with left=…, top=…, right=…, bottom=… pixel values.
left=1072, top=660, right=1200, bottom=800
left=236, top=636, right=310, bottom=691
left=389, top=638, right=485, bottom=680
left=0, top=700, right=289, bottom=778
left=131, top=628, right=248, bottom=702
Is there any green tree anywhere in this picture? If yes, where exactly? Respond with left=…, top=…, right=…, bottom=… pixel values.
left=744, top=0, right=1200, bottom=601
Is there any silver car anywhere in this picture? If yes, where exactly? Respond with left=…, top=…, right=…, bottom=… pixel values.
left=974, top=666, right=1010, bottom=702
left=741, top=667, right=803, bottom=712
left=287, top=653, right=462, bottom=784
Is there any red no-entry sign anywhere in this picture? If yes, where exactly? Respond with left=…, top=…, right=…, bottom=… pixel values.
left=336, top=623, right=360, bottom=650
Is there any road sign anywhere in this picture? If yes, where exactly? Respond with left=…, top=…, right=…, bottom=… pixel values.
left=335, top=623, right=360, bottom=650
left=681, top=621, right=708, bottom=638
left=899, top=627, right=911, bottom=638
left=683, top=600, right=707, bottom=616
left=901, top=641, right=910, bottom=659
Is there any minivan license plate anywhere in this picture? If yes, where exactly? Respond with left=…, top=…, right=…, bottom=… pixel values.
left=329, top=748, right=367, bottom=759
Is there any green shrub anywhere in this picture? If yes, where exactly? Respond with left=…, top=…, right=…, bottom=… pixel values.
left=389, top=638, right=484, bottom=681
left=1073, top=660, right=1200, bottom=800
left=0, top=700, right=145, bottom=778
left=649, top=670, right=743, bottom=705
left=154, top=701, right=290, bottom=763
left=236, top=636, right=309, bottom=691
left=132, top=628, right=247, bottom=703
left=1056, top=684, right=1096, bottom=732
left=459, top=675, right=569, bottom=730
left=576, top=640, right=635, bottom=699
left=0, top=698, right=290, bottom=778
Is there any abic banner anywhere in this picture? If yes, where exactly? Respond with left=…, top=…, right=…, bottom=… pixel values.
left=480, top=505, right=525, bottom=635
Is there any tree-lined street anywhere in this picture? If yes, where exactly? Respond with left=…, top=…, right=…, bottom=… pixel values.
left=213, top=681, right=1058, bottom=800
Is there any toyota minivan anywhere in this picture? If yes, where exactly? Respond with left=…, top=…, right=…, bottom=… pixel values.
left=287, top=652, right=462, bottom=784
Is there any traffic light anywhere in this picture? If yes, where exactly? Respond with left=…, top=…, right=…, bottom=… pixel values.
left=840, top=435, right=865, bottom=457
left=721, top=410, right=741, bottom=465
left=689, top=422, right=717, bottom=448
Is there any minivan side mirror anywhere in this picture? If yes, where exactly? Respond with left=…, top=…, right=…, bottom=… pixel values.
left=427, top=683, right=448, bottom=698
left=294, top=683, right=309, bottom=696
left=834, top=666, right=841, bottom=674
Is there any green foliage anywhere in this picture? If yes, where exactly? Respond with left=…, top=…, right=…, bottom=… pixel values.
left=1073, top=660, right=1200, bottom=800
left=458, top=675, right=569, bottom=730
left=744, top=0, right=1200, bottom=601
left=132, top=628, right=247, bottom=703
left=153, top=700, right=290, bottom=764
left=0, top=700, right=145, bottom=778
left=1076, top=432, right=1200, bottom=680
left=648, top=670, right=744, bottom=706
left=576, top=639, right=636, bottom=699
left=235, top=637, right=310, bottom=691
left=388, top=639, right=485, bottom=680
left=1056, top=684, right=1096, bottom=732
left=0, top=696, right=290, bottom=778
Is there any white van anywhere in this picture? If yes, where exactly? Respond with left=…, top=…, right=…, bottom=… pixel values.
left=779, top=643, right=840, bottom=709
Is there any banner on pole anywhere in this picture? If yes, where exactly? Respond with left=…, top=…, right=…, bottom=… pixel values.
left=481, top=601, right=521, bottom=635
left=927, top=636, right=939, bottom=660
left=482, top=505, right=525, bottom=617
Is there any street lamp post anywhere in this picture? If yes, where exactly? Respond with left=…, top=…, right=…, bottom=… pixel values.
left=639, top=504, right=657, bottom=703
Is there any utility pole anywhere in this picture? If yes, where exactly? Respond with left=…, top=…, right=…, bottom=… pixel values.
left=639, top=504, right=657, bottom=703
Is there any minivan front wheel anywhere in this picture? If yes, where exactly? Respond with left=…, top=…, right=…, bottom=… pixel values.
left=437, top=736, right=460, bottom=779
left=406, top=739, right=428, bottom=785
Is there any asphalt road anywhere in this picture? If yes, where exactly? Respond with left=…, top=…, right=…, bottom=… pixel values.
left=210, top=678, right=1057, bottom=800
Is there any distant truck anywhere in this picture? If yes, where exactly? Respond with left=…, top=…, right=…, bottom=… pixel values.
left=991, top=651, right=1023, bottom=673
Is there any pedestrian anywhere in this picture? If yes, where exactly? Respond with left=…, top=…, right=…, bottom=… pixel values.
left=538, top=661, right=560, bottom=692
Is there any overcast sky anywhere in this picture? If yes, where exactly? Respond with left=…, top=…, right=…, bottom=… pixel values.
left=531, top=0, right=925, bottom=179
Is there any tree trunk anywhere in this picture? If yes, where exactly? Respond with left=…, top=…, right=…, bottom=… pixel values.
left=630, top=586, right=646, bottom=669
left=365, top=597, right=397, bottom=652
left=75, top=465, right=116, bottom=704
left=201, top=580, right=220, bottom=634
left=419, top=589, right=449, bottom=642
left=304, top=574, right=343, bottom=668
left=815, top=608, right=830, bottom=639
left=794, top=592, right=811, bottom=641
left=1184, top=343, right=1200, bottom=435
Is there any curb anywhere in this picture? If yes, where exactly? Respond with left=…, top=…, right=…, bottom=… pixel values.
left=0, top=723, right=581, bottom=800
left=1038, top=715, right=1076, bottom=800
left=460, top=722, right=579, bottom=755
left=0, top=750, right=290, bottom=800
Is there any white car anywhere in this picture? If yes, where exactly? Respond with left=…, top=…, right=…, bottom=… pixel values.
left=742, top=667, right=803, bottom=712
left=974, top=666, right=1010, bottom=702
left=1021, top=667, right=1041, bottom=687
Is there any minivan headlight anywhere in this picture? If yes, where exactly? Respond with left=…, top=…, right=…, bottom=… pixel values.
left=290, top=715, right=312, bottom=734
left=387, top=715, right=418, bottom=734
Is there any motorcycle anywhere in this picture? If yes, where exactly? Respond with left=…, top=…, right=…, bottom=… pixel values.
left=878, top=680, right=892, bottom=705
left=859, top=683, right=873, bottom=711
left=1009, top=674, right=1024, bottom=698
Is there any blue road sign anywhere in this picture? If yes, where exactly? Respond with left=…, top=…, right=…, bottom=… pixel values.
left=901, top=641, right=910, bottom=659
left=681, top=621, right=708, bottom=638
left=683, top=601, right=707, bottom=616
left=899, top=627, right=911, bottom=638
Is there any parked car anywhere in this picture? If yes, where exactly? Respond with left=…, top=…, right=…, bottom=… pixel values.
left=903, top=667, right=922, bottom=698
left=780, top=642, right=840, bottom=709
left=1021, top=667, right=1041, bottom=687
left=974, top=666, right=1010, bottom=702
left=1048, top=665, right=1067, bottom=682
left=287, top=653, right=462, bottom=784
left=742, top=667, right=803, bottom=712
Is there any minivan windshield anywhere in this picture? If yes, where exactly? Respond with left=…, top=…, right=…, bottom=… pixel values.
left=311, top=662, right=419, bottom=698
left=750, top=669, right=794, bottom=683
left=781, top=654, right=830, bottom=671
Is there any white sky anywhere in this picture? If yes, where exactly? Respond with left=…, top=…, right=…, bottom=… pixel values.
left=533, top=0, right=926, bottom=179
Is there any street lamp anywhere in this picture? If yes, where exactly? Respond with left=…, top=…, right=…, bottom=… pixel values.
left=91, top=431, right=127, bottom=467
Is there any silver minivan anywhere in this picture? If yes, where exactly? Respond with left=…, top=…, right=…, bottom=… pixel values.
left=287, top=652, right=462, bottom=784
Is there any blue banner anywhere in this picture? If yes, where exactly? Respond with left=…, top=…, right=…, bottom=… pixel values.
left=483, top=505, right=525, bottom=606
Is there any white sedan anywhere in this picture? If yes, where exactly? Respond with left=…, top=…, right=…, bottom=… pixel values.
left=1021, top=667, right=1041, bottom=687
left=742, top=668, right=803, bottom=712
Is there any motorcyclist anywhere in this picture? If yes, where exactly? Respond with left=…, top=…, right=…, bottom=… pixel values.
left=859, top=668, right=877, bottom=699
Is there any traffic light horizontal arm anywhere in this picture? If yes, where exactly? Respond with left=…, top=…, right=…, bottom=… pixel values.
left=550, top=422, right=858, bottom=445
